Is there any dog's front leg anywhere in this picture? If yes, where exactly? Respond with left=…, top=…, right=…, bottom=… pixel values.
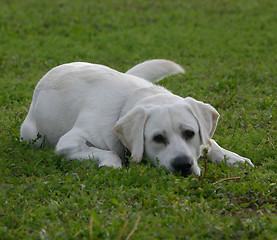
left=55, top=129, right=122, bottom=169
left=208, top=139, right=254, bottom=167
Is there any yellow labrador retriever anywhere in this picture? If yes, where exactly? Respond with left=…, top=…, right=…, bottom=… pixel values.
left=20, top=60, right=253, bottom=176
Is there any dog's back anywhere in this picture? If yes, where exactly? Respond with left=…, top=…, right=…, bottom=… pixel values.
left=20, top=62, right=154, bottom=146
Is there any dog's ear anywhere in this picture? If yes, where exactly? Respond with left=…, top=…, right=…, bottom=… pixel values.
left=184, top=97, right=219, bottom=146
left=114, top=106, right=149, bottom=163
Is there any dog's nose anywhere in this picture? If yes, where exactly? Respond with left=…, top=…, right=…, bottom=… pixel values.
left=171, top=155, right=193, bottom=177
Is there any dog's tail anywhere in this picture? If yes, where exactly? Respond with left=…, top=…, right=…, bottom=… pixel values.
left=126, top=59, right=185, bottom=83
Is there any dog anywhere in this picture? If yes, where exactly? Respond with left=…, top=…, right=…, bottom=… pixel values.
left=20, top=59, right=254, bottom=177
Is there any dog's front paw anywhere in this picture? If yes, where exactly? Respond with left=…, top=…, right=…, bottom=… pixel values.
left=224, top=151, right=254, bottom=168
left=209, top=140, right=254, bottom=168
left=98, top=151, right=123, bottom=169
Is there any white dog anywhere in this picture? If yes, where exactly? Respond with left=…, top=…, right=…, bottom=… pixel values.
left=20, top=59, right=253, bottom=176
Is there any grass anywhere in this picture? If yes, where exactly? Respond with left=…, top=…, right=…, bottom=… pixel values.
left=0, top=0, right=276, bottom=239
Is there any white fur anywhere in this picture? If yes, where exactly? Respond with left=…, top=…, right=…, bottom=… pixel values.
left=126, top=59, right=185, bottom=82
left=20, top=59, right=254, bottom=176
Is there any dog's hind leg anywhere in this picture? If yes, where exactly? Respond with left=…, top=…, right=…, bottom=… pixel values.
left=208, top=139, right=254, bottom=167
left=55, top=128, right=122, bottom=169
left=20, top=110, right=43, bottom=147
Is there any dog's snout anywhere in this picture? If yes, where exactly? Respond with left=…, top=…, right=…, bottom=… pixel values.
left=171, top=155, right=193, bottom=177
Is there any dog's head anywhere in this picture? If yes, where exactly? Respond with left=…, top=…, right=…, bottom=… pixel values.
left=114, top=97, right=219, bottom=177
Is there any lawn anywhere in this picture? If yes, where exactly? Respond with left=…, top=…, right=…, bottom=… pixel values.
left=0, top=0, right=276, bottom=239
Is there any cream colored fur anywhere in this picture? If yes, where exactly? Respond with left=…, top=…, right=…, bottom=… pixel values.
left=20, top=59, right=253, bottom=175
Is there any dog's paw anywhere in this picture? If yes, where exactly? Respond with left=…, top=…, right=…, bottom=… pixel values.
left=98, top=151, right=122, bottom=169
left=224, top=151, right=254, bottom=168
left=209, top=140, right=254, bottom=168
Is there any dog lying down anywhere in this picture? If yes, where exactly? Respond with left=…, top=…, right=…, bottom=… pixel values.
left=20, top=59, right=254, bottom=177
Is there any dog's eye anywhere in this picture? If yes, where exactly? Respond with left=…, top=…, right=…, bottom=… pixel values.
left=153, top=135, right=168, bottom=144
left=183, top=130, right=195, bottom=140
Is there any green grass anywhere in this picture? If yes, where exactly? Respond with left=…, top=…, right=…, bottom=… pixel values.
left=0, top=0, right=276, bottom=239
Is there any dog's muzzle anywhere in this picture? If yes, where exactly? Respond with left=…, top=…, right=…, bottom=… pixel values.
left=171, top=155, right=193, bottom=177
